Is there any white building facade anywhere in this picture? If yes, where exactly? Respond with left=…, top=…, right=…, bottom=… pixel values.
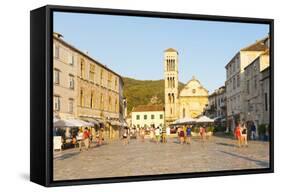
left=131, top=105, right=164, bottom=128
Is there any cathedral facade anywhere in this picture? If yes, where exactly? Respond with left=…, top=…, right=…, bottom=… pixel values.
left=164, top=48, right=209, bottom=125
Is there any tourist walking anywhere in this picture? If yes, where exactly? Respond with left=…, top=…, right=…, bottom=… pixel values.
left=161, top=126, right=167, bottom=143
left=122, top=128, right=129, bottom=145
left=83, top=128, right=90, bottom=151
left=77, top=129, right=84, bottom=152
left=186, top=125, right=192, bottom=144
left=166, top=126, right=170, bottom=143
left=178, top=127, right=185, bottom=144
left=155, top=127, right=160, bottom=144
left=235, top=123, right=242, bottom=148
left=199, top=125, right=206, bottom=141
left=250, top=123, right=257, bottom=140
left=241, top=123, right=248, bottom=147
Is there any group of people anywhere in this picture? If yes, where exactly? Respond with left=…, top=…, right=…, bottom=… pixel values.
left=234, top=122, right=249, bottom=148
left=122, top=125, right=209, bottom=145
left=122, top=126, right=171, bottom=145
left=177, top=125, right=207, bottom=144
left=73, top=127, right=105, bottom=152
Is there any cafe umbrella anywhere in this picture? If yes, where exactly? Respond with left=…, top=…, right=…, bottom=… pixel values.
left=196, top=116, right=214, bottom=123
left=172, top=117, right=196, bottom=125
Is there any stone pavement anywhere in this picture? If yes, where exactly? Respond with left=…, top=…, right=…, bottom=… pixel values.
left=53, top=135, right=269, bottom=181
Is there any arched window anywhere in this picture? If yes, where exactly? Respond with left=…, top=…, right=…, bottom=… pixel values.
left=183, top=108, right=186, bottom=118
left=172, top=93, right=175, bottom=103
left=167, top=77, right=170, bottom=88
left=169, top=77, right=171, bottom=88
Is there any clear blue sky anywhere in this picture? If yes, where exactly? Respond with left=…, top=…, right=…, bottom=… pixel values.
left=54, top=12, right=269, bottom=93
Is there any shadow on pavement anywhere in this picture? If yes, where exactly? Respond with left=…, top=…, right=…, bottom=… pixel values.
left=54, top=152, right=80, bottom=160
left=219, top=150, right=269, bottom=167
left=216, top=142, right=236, bottom=147
left=91, top=142, right=109, bottom=148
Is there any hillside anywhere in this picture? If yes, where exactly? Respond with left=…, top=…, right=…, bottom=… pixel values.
left=123, top=77, right=184, bottom=114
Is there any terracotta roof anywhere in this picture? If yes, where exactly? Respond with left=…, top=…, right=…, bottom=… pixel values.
left=240, top=36, right=269, bottom=51
left=132, top=104, right=164, bottom=112
left=164, top=48, right=178, bottom=53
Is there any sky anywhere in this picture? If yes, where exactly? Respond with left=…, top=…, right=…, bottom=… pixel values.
left=53, top=12, right=269, bottom=93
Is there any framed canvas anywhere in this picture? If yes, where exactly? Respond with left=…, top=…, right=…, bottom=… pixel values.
left=30, top=5, right=274, bottom=187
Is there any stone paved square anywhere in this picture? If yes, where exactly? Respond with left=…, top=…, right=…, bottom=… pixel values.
left=53, top=136, right=269, bottom=181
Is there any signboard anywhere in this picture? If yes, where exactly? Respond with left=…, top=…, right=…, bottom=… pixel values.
left=53, top=136, right=62, bottom=151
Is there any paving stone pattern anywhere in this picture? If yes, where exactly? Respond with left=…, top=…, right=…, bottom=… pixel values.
left=53, top=136, right=269, bottom=181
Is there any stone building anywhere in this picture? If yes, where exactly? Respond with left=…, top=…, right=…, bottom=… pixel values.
left=244, top=50, right=270, bottom=131
left=53, top=32, right=125, bottom=139
left=131, top=105, right=164, bottom=128
left=225, top=36, right=269, bottom=131
left=178, top=77, right=209, bottom=118
left=164, top=48, right=209, bottom=125
left=260, top=66, right=270, bottom=125
left=53, top=32, right=77, bottom=120
left=205, top=86, right=226, bottom=119
left=164, top=48, right=179, bottom=124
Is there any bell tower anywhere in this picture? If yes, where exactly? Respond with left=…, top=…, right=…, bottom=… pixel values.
left=164, top=48, right=179, bottom=125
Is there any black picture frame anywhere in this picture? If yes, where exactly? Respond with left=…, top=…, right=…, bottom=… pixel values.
left=30, top=5, right=274, bottom=187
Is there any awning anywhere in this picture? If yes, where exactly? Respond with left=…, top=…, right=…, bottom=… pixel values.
left=171, top=117, right=196, bottom=125
left=196, top=116, right=214, bottom=123
left=110, top=120, right=122, bottom=126
left=80, top=117, right=100, bottom=127
left=53, top=118, right=91, bottom=127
